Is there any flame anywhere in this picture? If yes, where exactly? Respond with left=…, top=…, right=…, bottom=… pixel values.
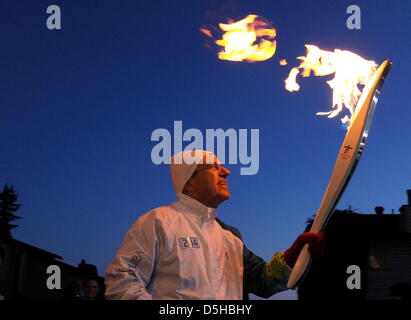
left=285, top=45, right=378, bottom=124
left=285, top=67, right=300, bottom=91
left=199, top=28, right=213, bottom=38
left=202, top=15, right=277, bottom=62
left=279, top=59, right=288, bottom=66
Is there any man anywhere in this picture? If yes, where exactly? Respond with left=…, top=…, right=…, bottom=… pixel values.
left=80, top=276, right=102, bottom=300
left=105, top=150, right=324, bottom=299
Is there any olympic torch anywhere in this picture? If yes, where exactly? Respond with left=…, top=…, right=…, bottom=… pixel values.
left=287, top=59, right=393, bottom=289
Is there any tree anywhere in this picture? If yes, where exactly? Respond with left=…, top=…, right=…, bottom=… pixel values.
left=0, top=184, right=22, bottom=239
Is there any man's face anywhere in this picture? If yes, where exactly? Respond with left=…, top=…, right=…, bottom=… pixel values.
left=184, top=155, right=231, bottom=208
left=84, top=280, right=99, bottom=299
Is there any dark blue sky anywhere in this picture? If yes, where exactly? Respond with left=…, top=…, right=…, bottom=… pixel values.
left=1, top=0, right=410, bottom=299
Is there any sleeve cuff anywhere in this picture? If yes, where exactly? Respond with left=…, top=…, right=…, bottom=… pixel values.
left=264, top=251, right=292, bottom=283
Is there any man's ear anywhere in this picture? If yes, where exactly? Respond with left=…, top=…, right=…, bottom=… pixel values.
left=182, top=179, right=197, bottom=194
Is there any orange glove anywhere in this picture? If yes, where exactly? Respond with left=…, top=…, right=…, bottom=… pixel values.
left=283, top=232, right=326, bottom=268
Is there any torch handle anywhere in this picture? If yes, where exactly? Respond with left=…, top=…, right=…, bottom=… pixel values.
left=289, top=244, right=311, bottom=285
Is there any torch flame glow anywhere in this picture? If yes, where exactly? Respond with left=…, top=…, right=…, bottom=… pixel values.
left=285, top=67, right=300, bottom=91
left=202, top=15, right=277, bottom=62
left=285, top=45, right=378, bottom=125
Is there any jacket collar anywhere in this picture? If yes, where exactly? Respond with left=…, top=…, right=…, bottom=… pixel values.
left=176, top=193, right=217, bottom=221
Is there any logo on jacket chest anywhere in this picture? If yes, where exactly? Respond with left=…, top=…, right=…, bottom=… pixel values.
left=179, top=237, right=201, bottom=249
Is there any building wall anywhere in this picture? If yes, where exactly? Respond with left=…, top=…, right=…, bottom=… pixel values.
left=298, top=207, right=411, bottom=300
left=16, top=251, right=79, bottom=299
left=0, top=241, right=15, bottom=297
left=367, top=243, right=411, bottom=299
left=400, top=206, right=411, bottom=233
left=0, top=239, right=101, bottom=300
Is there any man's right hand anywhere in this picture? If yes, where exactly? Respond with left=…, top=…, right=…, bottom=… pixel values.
left=283, top=232, right=326, bottom=268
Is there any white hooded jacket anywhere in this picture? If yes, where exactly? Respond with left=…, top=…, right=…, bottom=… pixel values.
left=105, top=192, right=244, bottom=300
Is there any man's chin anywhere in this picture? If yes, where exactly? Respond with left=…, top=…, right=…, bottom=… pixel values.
left=209, top=191, right=231, bottom=207
left=219, top=191, right=231, bottom=201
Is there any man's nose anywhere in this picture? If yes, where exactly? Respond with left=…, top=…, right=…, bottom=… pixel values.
left=220, top=166, right=230, bottom=177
